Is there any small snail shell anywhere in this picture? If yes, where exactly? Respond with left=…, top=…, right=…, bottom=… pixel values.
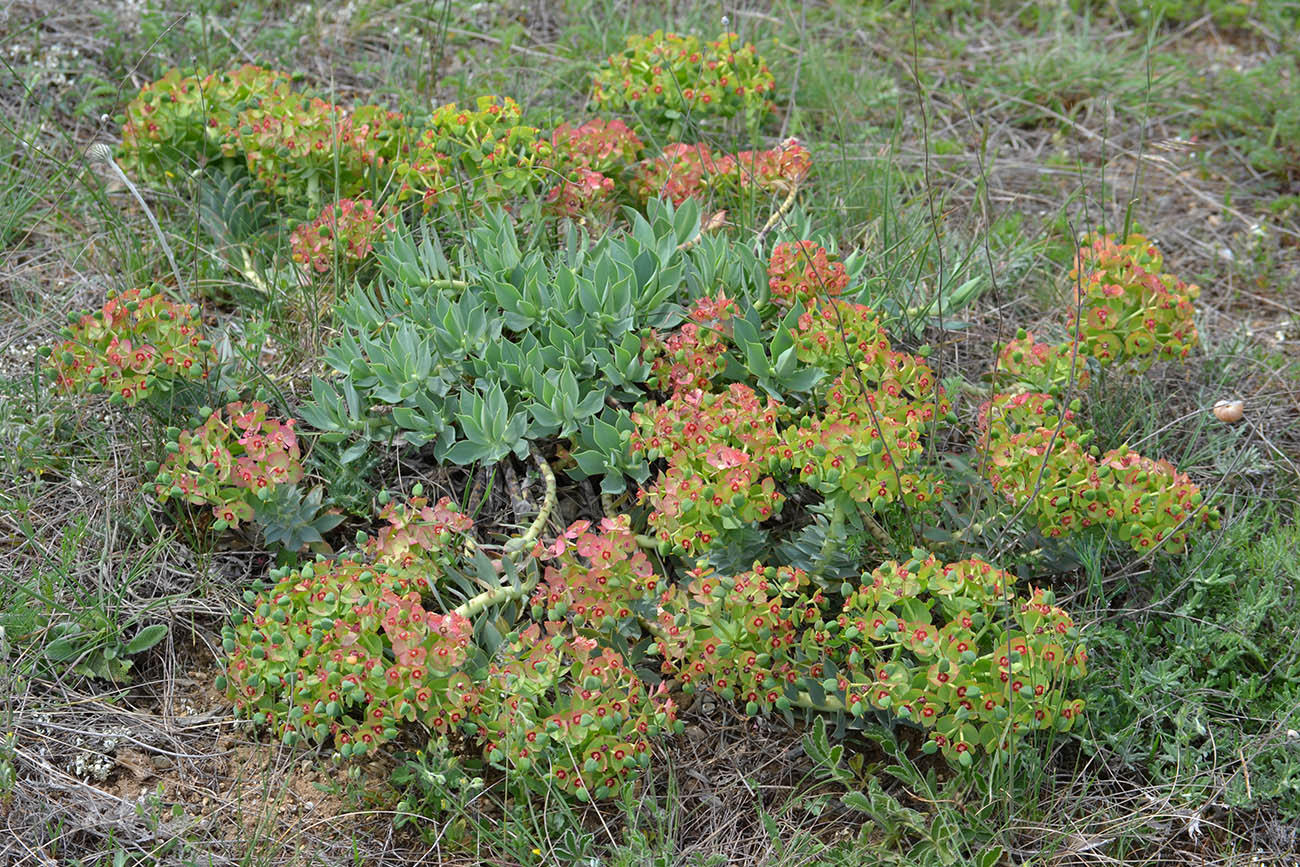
left=1212, top=399, right=1245, bottom=423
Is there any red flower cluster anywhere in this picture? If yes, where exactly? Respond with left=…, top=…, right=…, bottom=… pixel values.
left=551, top=118, right=644, bottom=174
left=117, top=65, right=291, bottom=184
left=630, top=258, right=952, bottom=550
left=729, top=138, right=812, bottom=193
left=644, top=293, right=738, bottom=391
left=154, top=401, right=303, bottom=529
left=225, top=497, right=679, bottom=800
left=289, top=198, right=390, bottom=274
left=632, top=143, right=728, bottom=205
left=977, top=234, right=1214, bottom=553
left=231, top=93, right=407, bottom=201
left=544, top=119, right=646, bottom=219
left=1097, top=448, right=1214, bottom=552
left=767, top=240, right=849, bottom=308
left=993, top=329, right=1089, bottom=394
left=629, top=384, right=786, bottom=554
left=792, top=299, right=890, bottom=371
left=633, top=139, right=811, bottom=205
left=545, top=168, right=618, bottom=220
left=788, top=301, right=950, bottom=504
left=1069, top=233, right=1201, bottom=368
left=650, top=555, right=1089, bottom=764
left=223, top=493, right=478, bottom=752
left=363, top=494, right=475, bottom=577
left=43, top=288, right=213, bottom=405
left=530, top=515, right=662, bottom=636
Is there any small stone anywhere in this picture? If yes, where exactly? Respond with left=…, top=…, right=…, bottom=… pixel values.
left=151, top=755, right=173, bottom=771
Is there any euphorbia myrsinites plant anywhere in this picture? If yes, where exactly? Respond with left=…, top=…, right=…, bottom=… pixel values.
left=41, top=40, right=1220, bottom=814
left=208, top=231, right=1213, bottom=803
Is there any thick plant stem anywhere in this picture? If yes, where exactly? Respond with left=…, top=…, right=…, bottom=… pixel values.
left=810, top=494, right=847, bottom=583
left=453, top=450, right=556, bottom=620
left=453, top=573, right=536, bottom=620
left=239, top=247, right=271, bottom=295
left=505, top=449, right=557, bottom=554
left=794, top=691, right=846, bottom=715
left=635, top=534, right=660, bottom=551
left=752, top=182, right=800, bottom=254
left=862, top=512, right=895, bottom=552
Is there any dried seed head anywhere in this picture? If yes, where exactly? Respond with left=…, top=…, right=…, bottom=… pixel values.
left=86, top=143, right=116, bottom=164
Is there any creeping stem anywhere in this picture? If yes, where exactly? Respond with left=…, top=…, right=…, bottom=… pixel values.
left=810, top=493, right=847, bottom=584
left=752, top=182, right=800, bottom=254
left=453, top=449, right=556, bottom=620
left=505, top=449, right=558, bottom=554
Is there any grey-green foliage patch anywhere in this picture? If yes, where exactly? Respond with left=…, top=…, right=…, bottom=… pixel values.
left=0, top=120, right=63, bottom=251
left=796, top=714, right=1028, bottom=866
left=0, top=374, right=74, bottom=493
left=252, top=484, right=345, bottom=552
left=1082, top=508, right=1300, bottom=819
left=303, top=199, right=709, bottom=490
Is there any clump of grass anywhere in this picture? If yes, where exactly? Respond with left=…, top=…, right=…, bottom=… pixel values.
left=1083, top=0, right=1300, bottom=33
left=1198, top=53, right=1300, bottom=185
left=1081, top=508, right=1300, bottom=819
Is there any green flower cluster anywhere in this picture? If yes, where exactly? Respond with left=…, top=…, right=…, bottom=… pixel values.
left=393, top=95, right=552, bottom=212
left=651, top=556, right=1087, bottom=765
left=153, top=401, right=303, bottom=530
left=826, top=557, right=1086, bottom=764
left=1069, top=233, right=1201, bottom=368
left=978, top=393, right=1218, bottom=553
left=223, top=501, right=679, bottom=800
left=117, top=65, right=291, bottom=184
left=477, top=625, right=677, bottom=802
left=41, top=288, right=214, bottom=405
left=220, top=493, right=477, bottom=751
left=592, top=30, right=776, bottom=133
